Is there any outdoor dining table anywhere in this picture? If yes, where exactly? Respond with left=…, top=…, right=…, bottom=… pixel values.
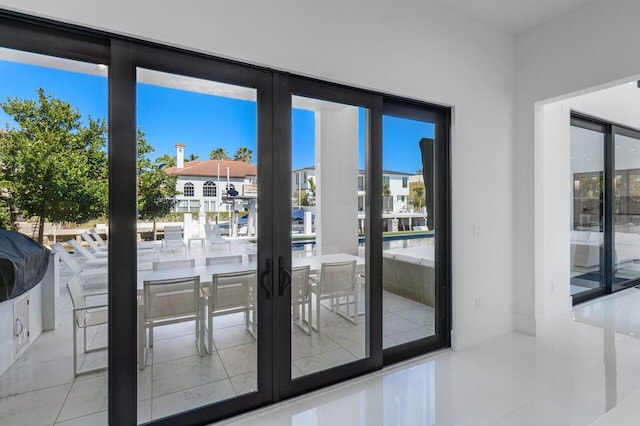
left=135, top=253, right=364, bottom=366
left=135, top=253, right=364, bottom=292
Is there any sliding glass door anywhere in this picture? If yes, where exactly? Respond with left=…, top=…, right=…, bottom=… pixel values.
left=613, top=127, right=640, bottom=292
left=381, top=102, right=450, bottom=362
left=571, top=113, right=640, bottom=304
left=0, top=11, right=451, bottom=425
left=274, top=76, right=382, bottom=398
left=570, top=121, right=606, bottom=300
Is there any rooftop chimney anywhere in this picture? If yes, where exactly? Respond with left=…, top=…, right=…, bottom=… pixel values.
left=176, top=143, right=185, bottom=169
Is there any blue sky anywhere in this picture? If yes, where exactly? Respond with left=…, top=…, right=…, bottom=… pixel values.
left=0, top=59, right=433, bottom=173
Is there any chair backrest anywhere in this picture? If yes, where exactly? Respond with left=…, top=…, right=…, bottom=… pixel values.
left=293, top=247, right=316, bottom=258
left=206, top=255, right=243, bottom=266
left=80, top=232, right=102, bottom=253
left=51, top=243, right=82, bottom=275
left=152, top=259, right=195, bottom=270
left=144, top=276, right=199, bottom=321
left=291, top=265, right=310, bottom=303
left=164, top=225, right=183, bottom=241
left=66, top=276, right=86, bottom=325
left=67, top=239, right=97, bottom=261
left=319, top=260, right=357, bottom=293
left=211, top=271, right=255, bottom=312
left=89, top=228, right=107, bottom=246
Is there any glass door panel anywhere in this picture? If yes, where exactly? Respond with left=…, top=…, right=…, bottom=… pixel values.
left=613, top=131, right=640, bottom=291
left=0, top=48, right=110, bottom=424
left=570, top=125, right=606, bottom=299
left=136, top=68, right=260, bottom=421
left=381, top=115, right=437, bottom=348
left=290, top=95, right=369, bottom=378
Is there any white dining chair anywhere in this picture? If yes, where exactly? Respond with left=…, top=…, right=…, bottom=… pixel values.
left=202, top=270, right=256, bottom=353
left=310, top=260, right=357, bottom=331
left=291, top=265, right=312, bottom=335
left=205, top=255, right=243, bottom=266
left=66, top=276, right=108, bottom=376
left=141, top=275, right=204, bottom=368
left=152, top=258, right=196, bottom=270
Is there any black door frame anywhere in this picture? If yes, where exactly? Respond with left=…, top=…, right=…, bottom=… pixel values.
left=571, top=112, right=640, bottom=305
left=126, top=42, right=276, bottom=426
left=273, top=75, right=383, bottom=399
left=381, top=100, right=452, bottom=365
left=0, top=9, right=452, bottom=425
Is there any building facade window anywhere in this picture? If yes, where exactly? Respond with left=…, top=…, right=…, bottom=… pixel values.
left=402, top=177, right=408, bottom=188
left=203, top=181, right=216, bottom=197
left=177, top=200, right=189, bottom=212
left=383, top=175, right=390, bottom=186
left=183, top=182, right=194, bottom=197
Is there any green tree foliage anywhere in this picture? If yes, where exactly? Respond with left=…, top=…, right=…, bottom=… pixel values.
left=137, top=129, right=178, bottom=239
left=293, top=189, right=310, bottom=207
left=306, top=177, right=316, bottom=206
left=155, top=153, right=176, bottom=170
left=209, top=147, right=229, bottom=160
left=0, top=203, right=13, bottom=230
left=233, top=146, right=252, bottom=163
left=0, top=89, right=108, bottom=243
left=187, top=153, right=199, bottom=162
left=0, top=178, right=16, bottom=230
left=383, top=183, right=391, bottom=213
left=413, top=186, right=425, bottom=209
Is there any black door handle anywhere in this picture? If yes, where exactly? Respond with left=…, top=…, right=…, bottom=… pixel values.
left=260, top=257, right=273, bottom=299
left=279, top=256, right=291, bottom=296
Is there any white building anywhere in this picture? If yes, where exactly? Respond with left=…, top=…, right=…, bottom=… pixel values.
left=292, top=166, right=413, bottom=213
left=165, top=143, right=257, bottom=213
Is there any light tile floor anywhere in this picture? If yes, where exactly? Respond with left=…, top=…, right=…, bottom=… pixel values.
left=0, top=256, right=433, bottom=424
left=8, top=277, right=640, bottom=425
left=219, top=287, right=640, bottom=426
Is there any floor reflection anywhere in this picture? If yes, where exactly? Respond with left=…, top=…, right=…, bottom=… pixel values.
left=223, top=288, right=640, bottom=426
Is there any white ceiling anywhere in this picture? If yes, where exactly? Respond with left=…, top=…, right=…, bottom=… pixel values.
left=434, top=0, right=594, bottom=34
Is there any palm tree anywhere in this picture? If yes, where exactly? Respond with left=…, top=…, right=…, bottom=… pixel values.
left=233, top=146, right=253, bottom=163
left=187, top=153, right=199, bottom=162
left=383, top=184, right=391, bottom=213
left=155, top=154, right=176, bottom=170
left=413, top=186, right=424, bottom=210
left=209, top=147, right=229, bottom=160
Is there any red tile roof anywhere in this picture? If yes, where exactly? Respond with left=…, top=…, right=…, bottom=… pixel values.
left=165, top=160, right=257, bottom=178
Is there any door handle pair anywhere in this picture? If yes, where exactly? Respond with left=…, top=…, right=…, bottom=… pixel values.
left=259, top=256, right=291, bottom=298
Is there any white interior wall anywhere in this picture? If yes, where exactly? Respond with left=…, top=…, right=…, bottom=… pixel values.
left=516, top=0, right=640, bottom=334
left=0, top=0, right=517, bottom=349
